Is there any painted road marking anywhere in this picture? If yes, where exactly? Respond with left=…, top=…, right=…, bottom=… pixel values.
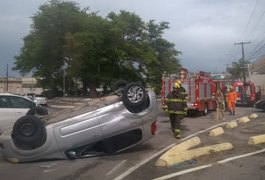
left=107, top=160, right=127, bottom=175
left=113, top=144, right=176, bottom=180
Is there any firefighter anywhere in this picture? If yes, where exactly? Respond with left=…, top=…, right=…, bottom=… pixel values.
left=179, top=67, right=188, bottom=81
left=227, top=87, right=237, bottom=115
left=165, top=80, right=188, bottom=139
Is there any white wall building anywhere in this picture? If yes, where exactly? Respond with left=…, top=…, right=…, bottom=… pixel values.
left=0, top=77, right=43, bottom=95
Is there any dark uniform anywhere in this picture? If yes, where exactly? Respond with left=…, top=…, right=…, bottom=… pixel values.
left=165, top=81, right=188, bottom=138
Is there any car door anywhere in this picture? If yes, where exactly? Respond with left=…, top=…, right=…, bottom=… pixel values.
left=0, top=96, right=15, bottom=133
left=53, top=111, right=103, bottom=151
left=98, top=102, right=142, bottom=138
left=8, top=96, right=36, bottom=121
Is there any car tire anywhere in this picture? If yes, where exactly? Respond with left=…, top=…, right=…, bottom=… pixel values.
left=26, top=106, right=48, bottom=116
left=12, top=115, right=47, bottom=150
left=121, top=83, right=147, bottom=113
left=111, top=80, right=128, bottom=96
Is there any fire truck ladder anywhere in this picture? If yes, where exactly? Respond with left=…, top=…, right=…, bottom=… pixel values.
left=189, top=77, right=196, bottom=102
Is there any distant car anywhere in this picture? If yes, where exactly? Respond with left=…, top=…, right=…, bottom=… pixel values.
left=0, top=93, right=48, bottom=134
left=26, top=93, right=48, bottom=107
left=254, top=98, right=265, bottom=111
left=0, top=83, right=158, bottom=163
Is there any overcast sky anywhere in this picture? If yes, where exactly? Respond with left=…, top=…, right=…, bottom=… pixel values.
left=1, top=0, right=265, bottom=77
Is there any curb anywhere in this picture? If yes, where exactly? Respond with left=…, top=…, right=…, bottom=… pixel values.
left=238, top=116, right=250, bottom=123
left=248, top=134, right=265, bottom=145
left=165, top=142, right=233, bottom=166
left=209, top=127, right=224, bottom=136
left=155, top=114, right=256, bottom=168
left=249, top=113, right=258, bottom=119
left=155, top=137, right=201, bottom=167
left=49, top=105, right=75, bottom=108
left=226, top=121, right=238, bottom=129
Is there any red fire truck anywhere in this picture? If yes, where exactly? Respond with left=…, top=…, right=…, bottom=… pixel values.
left=161, top=70, right=218, bottom=115
left=232, top=81, right=261, bottom=106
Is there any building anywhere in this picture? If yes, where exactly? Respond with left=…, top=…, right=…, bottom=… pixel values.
left=249, top=57, right=265, bottom=96
left=0, top=77, right=43, bottom=95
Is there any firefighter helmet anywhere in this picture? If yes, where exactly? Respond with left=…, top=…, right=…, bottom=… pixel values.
left=173, top=80, right=181, bottom=89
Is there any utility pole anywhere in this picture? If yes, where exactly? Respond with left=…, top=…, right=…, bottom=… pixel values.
left=234, top=41, right=251, bottom=83
left=6, top=64, right=9, bottom=92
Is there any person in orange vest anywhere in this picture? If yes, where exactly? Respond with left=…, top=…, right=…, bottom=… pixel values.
left=227, top=87, right=237, bottom=115
left=165, top=80, right=188, bottom=138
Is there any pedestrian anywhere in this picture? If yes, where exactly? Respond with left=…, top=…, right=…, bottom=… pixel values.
left=227, top=87, right=237, bottom=115
left=165, top=80, right=188, bottom=139
left=214, top=89, right=225, bottom=120
left=223, top=86, right=228, bottom=111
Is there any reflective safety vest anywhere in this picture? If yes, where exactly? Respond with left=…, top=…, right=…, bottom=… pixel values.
left=227, top=91, right=237, bottom=103
left=165, top=87, right=188, bottom=115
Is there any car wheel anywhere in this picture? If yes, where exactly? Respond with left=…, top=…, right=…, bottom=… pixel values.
left=12, top=115, right=47, bottom=150
left=111, top=80, right=128, bottom=96
left=26, top=106, right=48, bottom=116
left=121, top=83, right=147, bottom=112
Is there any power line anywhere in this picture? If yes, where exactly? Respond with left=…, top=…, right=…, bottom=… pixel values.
left=237, top=0, right=259, bottom=41
left=248, top=43, right=265, bottom=59
left=244, top=4, right=265, bottom=41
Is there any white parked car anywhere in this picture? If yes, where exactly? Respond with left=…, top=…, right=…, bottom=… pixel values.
left=26, top=93, right=48, bottom=107
left=0, top=93, right=47, bottom=134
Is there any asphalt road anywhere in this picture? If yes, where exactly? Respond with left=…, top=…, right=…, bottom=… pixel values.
left=125, top=107, right=265, bottom=180
left=0, top=102, right=265, bottom=180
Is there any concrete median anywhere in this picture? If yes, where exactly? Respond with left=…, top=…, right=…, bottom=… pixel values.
left=248, top=134, right=265, bottom=145
left=155, top=136, right=201, bottom=167
left=249, top=113, right=258, bottom=119
left=226, top=121, right=238, bottom=129
left=159, top=142, right=233, bottom=167
left=209, top=127, right=224, bottom=136
left=238, top=116, right=250, bottom=124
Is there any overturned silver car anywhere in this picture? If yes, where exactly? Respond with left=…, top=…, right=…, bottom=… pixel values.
left=0, top=83, right=158, bottom=163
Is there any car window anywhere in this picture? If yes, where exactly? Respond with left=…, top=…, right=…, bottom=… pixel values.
left=9, top=96, right=35, bottom=108
left=245, top=85, right=251, bottom=96
left=0, top=96, right=11, bottom=108
left=235, top=86, right=242, bottom=93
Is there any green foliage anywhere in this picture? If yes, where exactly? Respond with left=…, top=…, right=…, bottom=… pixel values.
left=13, top=0, right=182, bottom=97
left=145, top=20, right=181, bottom=94
left=226, top=58, right=249, bottom=81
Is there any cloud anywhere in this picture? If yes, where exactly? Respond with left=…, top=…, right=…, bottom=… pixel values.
left=0, top=0, right=264, bottom=76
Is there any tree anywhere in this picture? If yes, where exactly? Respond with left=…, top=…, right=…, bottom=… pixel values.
left=227, top=58, right=250, bottom=81
left=145, top=20, right=182, bottom=94
left=104, top=11, right=154, bottom=84
left=13, top=0, right=90, bottom=96
left=13, top=1, right=182, bottom=97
